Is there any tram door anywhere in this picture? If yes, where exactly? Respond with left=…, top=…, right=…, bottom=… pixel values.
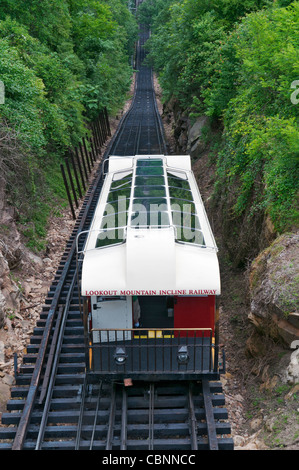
left=91, top=296, right=132, bottom=343
left=173, top=296, right=215, bottom=337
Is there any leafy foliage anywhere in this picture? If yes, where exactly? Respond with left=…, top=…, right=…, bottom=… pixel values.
left=215, top=4, right=299, bottom=231
left=0, top=1, right=137, bottom=250
left=143, top=0, right=299, bottom=233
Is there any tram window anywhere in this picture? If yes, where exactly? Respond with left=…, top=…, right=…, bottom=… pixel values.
left=167, top=170, right=188, bottom=180
left=170, top=198, right=196, bottom=214
left=136, top=167, right=164, bottom=176
left=135, top=176, right=165, bottom=186
left=133, top=197, right=167, bottom=204
left=168, top=186, right=193, bottom=201
left=110, top=176, right=132, bottom=190
left=104, top=198, right=130, bottom=214
left=134, top=186, right=166, bottom=198
left=95, top=227, right=125, bottom=248
left=110, top=171, right=132, bottom=191
left=107, top=187, right=131, bottom=203
left=136, top=159, right=163, bottom=167
left=131, top=210, right=170, bottom=227
left=100, top=211, right=128, bottom=230
left=176, top=228, right=205, bottom=246
left=133, top=197, right=167, bottom=212
left=167, top=174, right=190, bottom=190
left=171, top=211, right=201, bottom=230
left=170, top=198, right=205, bottom=245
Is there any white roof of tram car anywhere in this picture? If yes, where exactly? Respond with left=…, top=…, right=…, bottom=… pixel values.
left=80, top=155, right=221, bottom=296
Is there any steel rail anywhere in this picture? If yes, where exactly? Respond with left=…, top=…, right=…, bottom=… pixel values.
left=120, top=387, right=128, bottom=450
left=188, top=383, right=198, bottom=450
left=39, top=268, right=78, bottom=407
left=89, top=381, right=103, bottom=450
left=109, top=104, right=136, bottom=156
left=148, top=383, right=155, bottom=450
left=74, top=373, right=88, bottom=450
left=34, top=305, right=66, bottom=450
left=105, top=382, right=117, bottom=450
left=38, top=306, right=64, bottom=406
left=202, top=379, right=219, bottom=450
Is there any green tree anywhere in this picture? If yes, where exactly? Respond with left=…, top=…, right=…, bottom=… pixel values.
left=0, top=0, right=138, bottom=250
left=145, top=0, right=299, bottom=236
left=0, top=0, right=73, bottom=52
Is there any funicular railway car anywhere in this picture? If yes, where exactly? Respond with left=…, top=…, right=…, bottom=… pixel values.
left=78, top=155, right=224, bottom=381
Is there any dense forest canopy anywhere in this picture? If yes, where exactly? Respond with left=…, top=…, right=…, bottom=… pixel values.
left=139, top=0, right=299, bottom=235
left=0, top=0, right=138, bottom=249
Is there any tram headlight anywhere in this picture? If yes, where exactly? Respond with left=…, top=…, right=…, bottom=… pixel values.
left=177, top=345, right=189, bottom=364
left=114, top=347, right=127, bottom=365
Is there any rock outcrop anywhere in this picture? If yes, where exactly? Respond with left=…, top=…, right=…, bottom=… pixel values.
left=248, top=231, right=299, bottom=383
left=284, top=347, right=299, bottom=384
left=167, top=107, right=210, bottom=159
left=187, top=116, right=210, bottom=160
left=248, top=231, right=299, bottom=346
left=0, top=182, right=23, bottom=327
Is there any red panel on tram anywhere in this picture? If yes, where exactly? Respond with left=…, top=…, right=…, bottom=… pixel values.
left=174, top=296, right=215, bottom=337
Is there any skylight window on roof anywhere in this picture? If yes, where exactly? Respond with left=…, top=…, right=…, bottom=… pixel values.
left=104, top=197, right=130, bottom=214
left=177, top=229, right=205, bottom=246
left=133, top=197, right=168, bottom=212
left=96, top=202, right=128, bottom=248
left=169, top=187, right=193, bottom=201
left=167, top=174, right=190, bottom=190
left=110, top=174, right=132, bottom=190
left=107, top=187, right=131, bottom=203
left=134, top=186, right=166, bottom=198
left=136, top=166, right=164, bottom=176
left=171, top=211, right=201, bottom=231
left=135, top=176, right=165, bottom=186
left=166, top=171, right=206, bottom=246
left=100, top=212, right=128, bottom=231
left=167, top=172, right=194, bottom=202
left=95, top=228, right=125, bottom=248
left=131, top=210, right=170, bottom=227
left=167, top=170, right=188, bottom=180
left=172, top=206, right=205, bottom=246
left=93, top=158, right=209, bottom=248
left=170, top=198, right=196, bottom=214
left=136, top=159, right=163, bottom=167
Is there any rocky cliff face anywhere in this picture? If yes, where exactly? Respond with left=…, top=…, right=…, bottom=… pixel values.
left=0, top=181, right=23, bottom=327
left=248, top=232, right=299, bottom=384
left=249, top=232, right=299, bottom=346
left=163, top=99, right=210, bottom=158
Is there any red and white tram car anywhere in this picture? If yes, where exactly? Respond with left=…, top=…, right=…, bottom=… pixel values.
left=79, top=155, right=223, bottom=381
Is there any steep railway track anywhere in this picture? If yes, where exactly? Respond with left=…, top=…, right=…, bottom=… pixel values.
left=0, top=25, right=233, bottom=451
left=109, top=26, right=167, bottom=157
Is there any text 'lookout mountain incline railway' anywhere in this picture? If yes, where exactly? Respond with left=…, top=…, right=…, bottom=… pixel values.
left=0, top=24, right=233, bottom=450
